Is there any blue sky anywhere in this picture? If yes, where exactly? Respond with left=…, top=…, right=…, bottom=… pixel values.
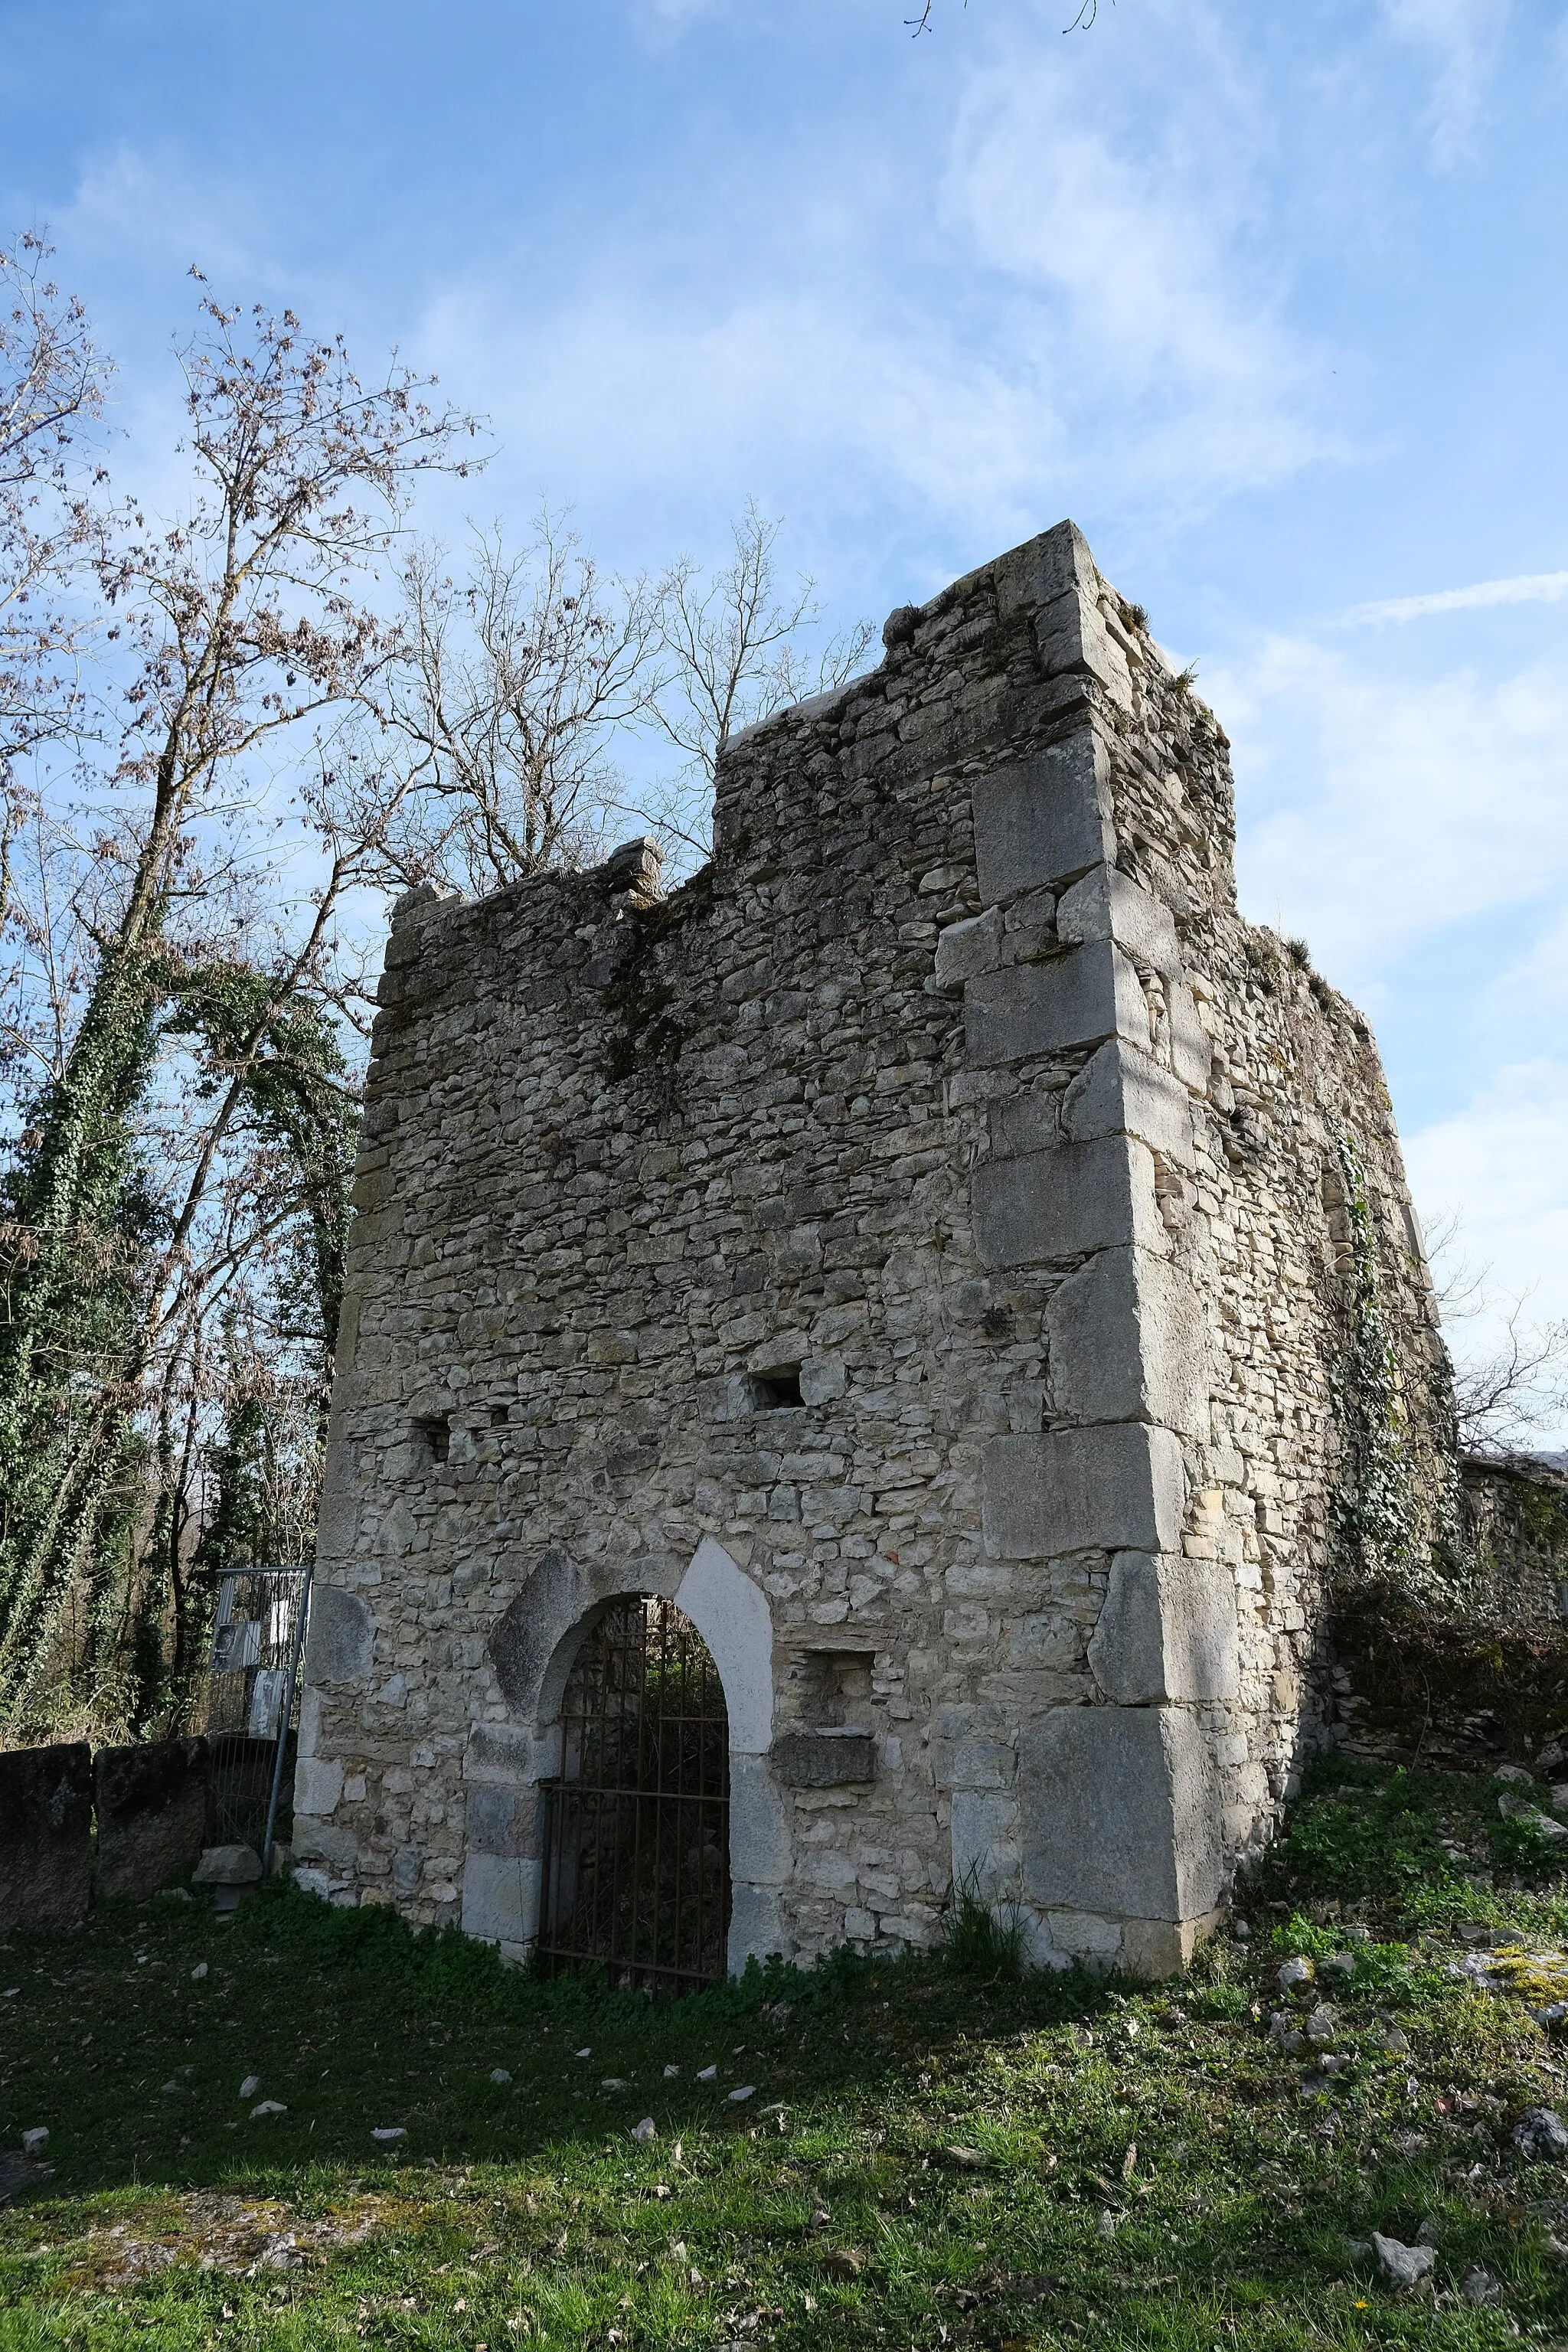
left=5, top=0, right=1568, bottom=1413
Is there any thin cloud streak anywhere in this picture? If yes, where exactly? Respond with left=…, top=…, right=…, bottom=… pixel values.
left=1345, top=569, right=1568, bottom=624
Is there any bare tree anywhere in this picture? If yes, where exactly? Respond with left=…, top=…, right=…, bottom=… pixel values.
left=645, top=501, right=874, bottom=862
left=0, top=278, right=479, bottom=1729
left=379, top=514, right=659, bottom=893
left=1426, top=1207, right=1568, bottom=1455
left=0, top=231, right=108, bottom=816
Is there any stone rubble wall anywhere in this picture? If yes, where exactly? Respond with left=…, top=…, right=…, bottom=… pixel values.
left=293, top=521, right=1453, bottom=1975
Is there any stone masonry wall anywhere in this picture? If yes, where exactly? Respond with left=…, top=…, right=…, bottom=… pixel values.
left=293, top=521, right=1453, bottom=1976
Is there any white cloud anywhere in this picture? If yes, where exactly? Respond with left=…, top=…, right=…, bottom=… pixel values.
left=942, top=22, right=1323, bottom=501
left=1380, top=0, right=1513, bottom=165
left=1217, top=633, right=1568, bottom=982
left=416, top=277, right=1063, bottom=553
left=1345, top=569, right=1568, bottom=624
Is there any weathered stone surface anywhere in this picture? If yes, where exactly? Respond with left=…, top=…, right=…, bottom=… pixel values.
left=1046, top=1247, right=1210, bottom=1436
left=965, top=942, right=1147, bottom=1067
left=93, top=1740, right=210, bottom=1902
left=983, top=1425, right=1187, bottom=1558
left=1020, top=1704, right=1223, bottom=1925
left=1061, top=1040, right=1195, bottom=1168
left=1087, top=1552, right=1240, bottom=1704
left=303, top=1586, right=374, bottom=1687
left=772, top=1730, right=877, bottom=1786
left=295, top=517, right=1454, bottom=1979
left=1056, top=864, right=1181, bottom=977
left=972, top=1135, right=1164, bottom=1269
left=972, top=730, right=1114, bottom=903
left=0, top=1743, right=92, bottom=1935
left=192, top=1843, right=263, bottom=1887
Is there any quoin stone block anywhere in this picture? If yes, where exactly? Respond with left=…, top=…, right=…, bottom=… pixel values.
left=294, top=519, right=1455, bottom=1975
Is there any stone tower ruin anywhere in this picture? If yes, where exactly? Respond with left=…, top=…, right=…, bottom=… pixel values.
left=292, top=521, right=1452, bottom=1977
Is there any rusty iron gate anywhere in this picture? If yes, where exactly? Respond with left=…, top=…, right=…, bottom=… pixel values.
left=538, top=1596, right=730, bottom=1991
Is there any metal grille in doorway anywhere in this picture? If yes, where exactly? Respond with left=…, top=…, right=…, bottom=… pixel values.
left=538, top=1596, right=730, bottom=1992
left=198, top=1564, right=312, bottom=1859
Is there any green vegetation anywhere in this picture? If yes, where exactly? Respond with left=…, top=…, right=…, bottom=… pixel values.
left=5, top=1758, right=1568, bottom=2347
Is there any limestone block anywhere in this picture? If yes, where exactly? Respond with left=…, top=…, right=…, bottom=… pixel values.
left=965, top=942, right=1147, bottom=1068
left=466, top=1781, right=537, bottom=1859
left=933, top=906, right=1004, bottom=995
left=950, top=1788, right=1020, bottom=1903
left=1120, top=1904, right=1225, bottom=1977
left=1061, top=1040, right=1195, bottom=1170
left=0, top=1743, right=92, bottom=1936
left=303, top=1586, right=374, bottom=1687
left=291, top=1818, right=358, bottom=1869
left=983, top=1424, right=1187, bottom=1558
left=799, top=1357, right=847, bottom=1405
left=462, top=1851, right=539, bottom=1945
left=771, top=1730, right=877, bottom=1786
left=294, top=1755, right=344, bottom=1818
left=1020, top=1704, right=1223, bottom=1925
left=931, top=1738, right=1015, bottom=1790
left=1086, top=1552, right=1240, bottom=1705
left=1044, top=1907, right=1124, bottom=1959
left=972, top=1134, right=1163, bottom=1269
left=1046, top=1246, right=1210, bottom=1436
left=991, top=519, right=1099, bottom=626
left=727, top=1880, right=789, bottom=1971
left=729, top=1752, right=792, bottom=1883
left=675, top=1538, right=775, bottom=1755
left=972, top=730, right=1114, bottom=903
left=1167, top=982, right=1212, bottom=1089
left=1056, top=865, right=1181, bottom=978
left=93, top=1739, right=210, bottom=1902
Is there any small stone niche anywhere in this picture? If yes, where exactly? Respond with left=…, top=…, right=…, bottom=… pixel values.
left=416, top=1414, right=451, bottom=1465
left=773, top=1648, right=878, bottom=1786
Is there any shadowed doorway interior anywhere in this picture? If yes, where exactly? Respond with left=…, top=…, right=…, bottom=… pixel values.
left=537, top=1595, right=731, bottom=1991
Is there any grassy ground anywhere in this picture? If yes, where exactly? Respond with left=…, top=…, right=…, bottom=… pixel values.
left=5, top=1755, right=1568, bottom=2349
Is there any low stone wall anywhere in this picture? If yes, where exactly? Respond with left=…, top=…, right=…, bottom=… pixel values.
left=93, top=1739, right=210, bottom=1903
left=0, top=1736, right=213, bottom=1928
left=0, top=1744, right=93, bottom=1935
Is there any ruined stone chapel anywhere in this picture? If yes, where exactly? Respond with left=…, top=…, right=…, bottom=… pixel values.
left=292, top=521, right=1452, bottom=1981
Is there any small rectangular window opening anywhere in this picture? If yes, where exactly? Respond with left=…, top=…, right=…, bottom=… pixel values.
left=417, top=1414, right=452, bottom=1465
left=750, top=1367, right=803, bottom=1411
left=489, top=1404, right=511, bottom=1428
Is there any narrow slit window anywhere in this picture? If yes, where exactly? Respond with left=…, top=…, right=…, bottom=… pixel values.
left=417, top=1415, right=452, bottom=1465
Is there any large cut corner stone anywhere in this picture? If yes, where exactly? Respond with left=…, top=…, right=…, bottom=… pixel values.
left=965, top=942, right=1147, bottom=1068
left=1047, top=1247, right=1210, bottom=1437
left=1020, top=1704, right=1223, bottom=1924
left=1087, top=1551, right=1240, bottom=1705
left=983, top=1423, right=1187, bottom=1559
left=972, top=1134, right=1161, bottom=1269
left=972, top=729, right=1114, bottom=903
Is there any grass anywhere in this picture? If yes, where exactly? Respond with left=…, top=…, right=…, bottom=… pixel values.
left=3, top=1755, right=1568, bottom=2348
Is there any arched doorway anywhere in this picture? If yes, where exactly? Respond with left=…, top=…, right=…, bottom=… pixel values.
left=537, top=1595, right=731, bottom=1991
